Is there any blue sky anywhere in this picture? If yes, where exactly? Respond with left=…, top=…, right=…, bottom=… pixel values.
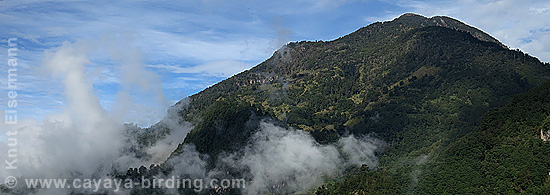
left=1, top=0, right=549, bottom=126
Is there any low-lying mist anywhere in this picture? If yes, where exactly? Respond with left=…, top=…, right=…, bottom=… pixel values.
left=160, top=121, right=386, bottom=195
left=0, top=37, right=188, bottom=194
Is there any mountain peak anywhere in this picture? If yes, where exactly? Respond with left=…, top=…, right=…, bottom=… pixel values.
left=398, top=12, right=427, bottom=19
left=390, top=13, right=504, bottom=46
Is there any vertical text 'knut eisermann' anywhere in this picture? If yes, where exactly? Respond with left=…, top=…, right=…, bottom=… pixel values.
left=5, top=38, right=18, bottom=170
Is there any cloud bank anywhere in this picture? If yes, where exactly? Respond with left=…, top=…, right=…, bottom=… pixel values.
left=0, top=38, right=189, bottom=194
left=167, top=121, right=385, bottom=195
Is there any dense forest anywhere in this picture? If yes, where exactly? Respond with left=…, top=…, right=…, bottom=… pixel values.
left=316, top=81, right=550, bottom=194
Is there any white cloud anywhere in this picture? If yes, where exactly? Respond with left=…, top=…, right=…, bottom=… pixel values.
left=0, top=36, right=192, bottom=194
left=150, top=60, right=253, bottom=77
left=312, top=0, right=359, bottom=10
left=0, top=40, right=125, bottom=188
left=166, top=121, right=385, bottom=194
left=141, top=29, right=272, bottom=62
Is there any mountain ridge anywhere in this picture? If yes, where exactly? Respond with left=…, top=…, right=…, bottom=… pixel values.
left=373, top=13, right=504, bottom=46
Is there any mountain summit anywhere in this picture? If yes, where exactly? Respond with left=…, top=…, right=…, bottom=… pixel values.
left=373, top=13, right=503, bottom=46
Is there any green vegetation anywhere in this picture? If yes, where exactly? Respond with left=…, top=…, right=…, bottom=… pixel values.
left=417, top=82, right=550, bottom=194
left=317, top=82, right=550, bottom=194
left=314, top=169, right=399, bottom=194
left=175, top=97, right=269, bottom=162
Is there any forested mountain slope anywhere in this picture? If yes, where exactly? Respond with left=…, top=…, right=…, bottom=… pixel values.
left=138, top=13, right=550, bottom=194
left=419, top=81, right=550, bottom=194
left=316, top=81, right=550, bottom=194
